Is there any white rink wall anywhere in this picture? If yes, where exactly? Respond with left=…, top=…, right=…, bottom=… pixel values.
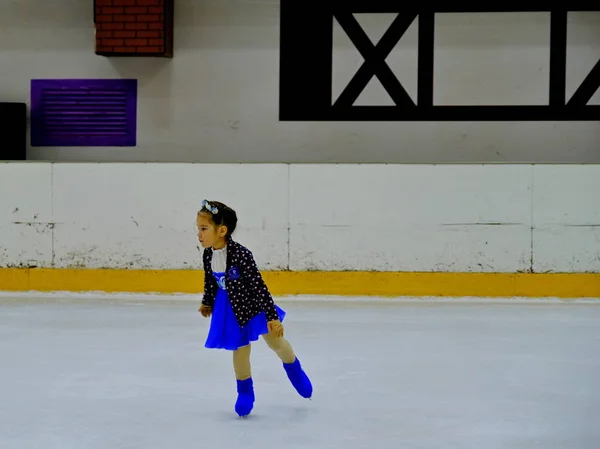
left=0, top=162, right=599, bottom=273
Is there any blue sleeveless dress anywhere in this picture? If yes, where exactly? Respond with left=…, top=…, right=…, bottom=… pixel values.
left=204, top=271, right=286, bottom=351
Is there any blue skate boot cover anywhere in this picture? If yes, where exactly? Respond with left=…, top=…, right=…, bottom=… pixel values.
left=235, top=378, right=255, bottom=417
left=283, top=358, right=313, bottom=399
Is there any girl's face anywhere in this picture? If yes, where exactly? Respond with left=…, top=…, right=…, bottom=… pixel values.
left=196, top=212, right=227, bottom=249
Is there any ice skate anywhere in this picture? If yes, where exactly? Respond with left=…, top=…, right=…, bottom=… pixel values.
left=235, top=378, right=255, bottom=417
left=283, top=357, right=313, bottom=399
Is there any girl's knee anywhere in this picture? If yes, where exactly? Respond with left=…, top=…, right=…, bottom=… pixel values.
left=262, top=333, right=283, bottom=350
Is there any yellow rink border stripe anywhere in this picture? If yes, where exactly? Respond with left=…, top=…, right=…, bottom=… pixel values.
left=0, top=268, right=599, bottom=298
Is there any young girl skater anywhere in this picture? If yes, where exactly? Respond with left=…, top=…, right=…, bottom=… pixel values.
left=196, top=200, right=313, bottom=417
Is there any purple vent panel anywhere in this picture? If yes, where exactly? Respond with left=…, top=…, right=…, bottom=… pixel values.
left=30, top=79, right=137, bottom=147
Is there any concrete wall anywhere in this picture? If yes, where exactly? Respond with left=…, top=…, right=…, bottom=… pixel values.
left=1, top=162, right=598, bottom=273
left=0, top=2, right=598, bottom=163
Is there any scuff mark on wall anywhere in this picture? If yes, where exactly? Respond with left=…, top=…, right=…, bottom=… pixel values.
left=13, top=222, right=56, bottom=234
left=0, top=246, right=52, bottom=269
left=563, top=224, right=600, bottom=227
left=530, top=225, right=535, bottom=273
left=321, top=224, right=351, bottom=228
left=57, top=247, right=156, bottom=269
left=0, top=248, right=8, bottom=265
left=440, top=222, right=524, bottom=226
left=3, top=262, right=40, bottom=269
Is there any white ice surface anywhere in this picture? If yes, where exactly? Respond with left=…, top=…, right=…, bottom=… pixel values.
left=1, top=294, right=599, bottom=449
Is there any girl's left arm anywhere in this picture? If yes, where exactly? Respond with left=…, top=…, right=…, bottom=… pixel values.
left=243, top=250, right=280, bottom=322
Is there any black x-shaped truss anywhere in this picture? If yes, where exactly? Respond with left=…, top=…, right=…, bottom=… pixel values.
left=279, top=2, right=600, bottom=121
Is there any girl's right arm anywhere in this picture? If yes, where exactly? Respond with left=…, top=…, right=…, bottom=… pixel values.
left=201, top=249, right=216, bottom=308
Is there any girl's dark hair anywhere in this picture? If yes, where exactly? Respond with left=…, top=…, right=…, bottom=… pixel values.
left=199, top=200, right=238, bottom=238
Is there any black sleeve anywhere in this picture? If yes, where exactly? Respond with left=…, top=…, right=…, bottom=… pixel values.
left=244, top=250, right=279, bottom=321
left=201, top=249, right=216, bottom=307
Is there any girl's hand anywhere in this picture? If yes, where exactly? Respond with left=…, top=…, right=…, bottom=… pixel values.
left=267, top=319, right=284, bottom=338
left=199, top=304, right=212, bottom=318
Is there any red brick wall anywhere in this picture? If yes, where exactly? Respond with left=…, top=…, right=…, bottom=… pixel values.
left=94, top=0, right=174, bottom=57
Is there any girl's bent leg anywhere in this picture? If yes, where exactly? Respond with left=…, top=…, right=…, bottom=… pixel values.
left=262, top=334, right=313, bottom=399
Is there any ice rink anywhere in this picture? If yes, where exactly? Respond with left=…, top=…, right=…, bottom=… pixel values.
left=1, top=294, right=599, bottom=449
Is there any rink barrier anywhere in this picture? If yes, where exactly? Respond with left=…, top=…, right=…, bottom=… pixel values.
left=0, top=268, right=599, bottom=298
left=2, top=163, right=599, bottom=281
